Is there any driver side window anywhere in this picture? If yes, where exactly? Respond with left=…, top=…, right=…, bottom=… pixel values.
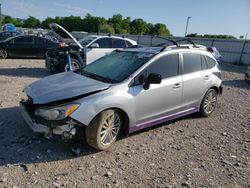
left=148, top=54, right=179, bottom=79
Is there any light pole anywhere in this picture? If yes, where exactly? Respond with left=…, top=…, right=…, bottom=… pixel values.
left=184, top=16, right=191, bottom=37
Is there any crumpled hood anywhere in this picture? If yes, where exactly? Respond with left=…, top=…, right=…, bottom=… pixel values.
left=25, top=72, right=110, bottom=104
left=49, top=23, right=83, bottom=49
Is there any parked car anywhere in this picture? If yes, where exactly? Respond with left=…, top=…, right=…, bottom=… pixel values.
left=20, top=42, right=222, bottom=150
left=207, top=47, right=222, bottom=63
left=45, top=23, right=137, bottom=73
left=0, top=35, right=59, bottom=59
left=245, top=66, right=250, bottom=82
left=0, top=31, right=22, bottom=41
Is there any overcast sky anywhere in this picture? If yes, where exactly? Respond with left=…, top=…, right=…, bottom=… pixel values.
left=1, top=0, right=250, bottom=38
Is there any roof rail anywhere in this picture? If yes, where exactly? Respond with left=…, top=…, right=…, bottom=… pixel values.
left=154, top=36, right=179, bottom=47
left=176, top=38, right=197, bottom=47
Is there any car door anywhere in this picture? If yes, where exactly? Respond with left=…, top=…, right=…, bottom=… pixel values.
left=86, top=37, right=113, bottom=64
left=131, top=53, right=183, bottom=125
left=7, top=36, right=33, bottom=57
left=181, top=52, right=212, bottom=109
left=32, top=36, right=46, bottom=57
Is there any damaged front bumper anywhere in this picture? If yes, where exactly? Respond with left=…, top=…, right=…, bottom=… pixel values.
left=20, top=102, right=77, bottom=139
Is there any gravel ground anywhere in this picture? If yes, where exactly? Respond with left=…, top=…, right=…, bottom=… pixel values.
left=0, top=59, right=249, bottom=188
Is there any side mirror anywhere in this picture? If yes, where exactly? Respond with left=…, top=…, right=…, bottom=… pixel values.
left=143, top=73, right=161, bottom=90
left=90, top=43, right=99, bottom=48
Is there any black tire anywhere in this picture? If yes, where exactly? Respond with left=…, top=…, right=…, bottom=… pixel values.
left=85, top=109, right=122, bottom=150
left=0, top=48, right=7, bottom=59
left=200, top=89, right=218, bottom=117
left=63, top=58, right=82, bottom=72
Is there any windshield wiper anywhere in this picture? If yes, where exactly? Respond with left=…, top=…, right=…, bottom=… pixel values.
left=81, top=70, right=116, bottom=83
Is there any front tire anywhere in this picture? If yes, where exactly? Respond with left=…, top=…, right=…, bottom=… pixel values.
left=0, top=48, right=7, bottom=59
left=200, top=89, right=218, bottom=117
left=63, top=58, right=81, bottom=72
left=85, top=109, right=122, bottom=150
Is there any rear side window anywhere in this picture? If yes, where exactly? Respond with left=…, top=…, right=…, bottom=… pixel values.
left=125, top=40, right=133, bottom=47
left=206, top=57, right=216, bottom=68
left=13, top=36, right=33, bottom=43
left=94, top=38, right=112, bottom=48
left=112, top=39, right=127, bottom=48
left=148, top=54, right=179, bottom=79
left=183, top=53, right=202, bottom=74
left=201, top=55, right=208, bottom=70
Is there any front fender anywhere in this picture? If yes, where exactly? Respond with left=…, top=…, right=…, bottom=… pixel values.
left=70, top=90, right=135, bottom=127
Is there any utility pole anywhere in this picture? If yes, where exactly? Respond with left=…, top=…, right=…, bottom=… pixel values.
left=184, top=16, right=191, bottom=37
left=245, top=33, right=248, bottom=40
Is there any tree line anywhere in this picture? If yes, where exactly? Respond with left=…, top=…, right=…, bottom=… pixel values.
left=2, top=14, right=172, bottom=36
left=186, top=33, right=236, bottom=39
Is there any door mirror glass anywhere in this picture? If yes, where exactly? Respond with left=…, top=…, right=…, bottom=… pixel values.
left=143, top=73, right=161, bottom=90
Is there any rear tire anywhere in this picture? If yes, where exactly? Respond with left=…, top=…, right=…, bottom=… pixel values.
left=200, top=89, right=218, bottom=117
left=85, top=109, right=122, bottom=150
left=0, top=48, right=7, bottom=59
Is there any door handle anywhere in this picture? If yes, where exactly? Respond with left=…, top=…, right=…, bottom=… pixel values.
left=172, top=83, right=181, bottom=88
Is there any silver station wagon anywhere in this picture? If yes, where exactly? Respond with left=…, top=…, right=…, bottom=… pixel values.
left=20, top=41, right=223, bottom=150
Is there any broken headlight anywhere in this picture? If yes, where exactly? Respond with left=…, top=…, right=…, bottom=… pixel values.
left=35, top=103, right=80, bottom=120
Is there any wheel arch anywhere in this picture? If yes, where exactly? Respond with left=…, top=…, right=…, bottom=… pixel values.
left=210, top=86, right=220, bottom=94
left=89, top=107, right=130, bottom=135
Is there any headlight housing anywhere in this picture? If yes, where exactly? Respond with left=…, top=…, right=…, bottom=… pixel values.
left=35, top=103, right=80, bottom=121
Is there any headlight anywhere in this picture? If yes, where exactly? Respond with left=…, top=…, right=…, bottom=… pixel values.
left=35, top=103, right=80, bottom=120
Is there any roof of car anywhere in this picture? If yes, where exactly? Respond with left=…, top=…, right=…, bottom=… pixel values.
left=123, top=47, right=164, bottom=54
left=122, top=44, right=216, bottom=59
left=87, top=35, right=137, bottom=44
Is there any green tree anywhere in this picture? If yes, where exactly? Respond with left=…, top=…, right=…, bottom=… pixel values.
left=149, top=23, right=171, bottom=36
left=187, top=33, right=236, bottom=39
left=61, top=16, right=82, bottom=31
left=82, top=14, right=106, bottom=33
left=2, top=16, right=23, bottom=26
left=41, top=17, right=55, bottom=29
left=99, top=23, right=115, bottom=34
left=23, top=16, right=40, bottom=28
left=130, top=19, right=148, bottom=34
left=107, top=14, right=130, bottom=34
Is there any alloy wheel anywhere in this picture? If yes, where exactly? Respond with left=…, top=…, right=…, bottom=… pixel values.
left=0, top=49, right=7, bottom=59
left=203, top=91, right=217, bottom=114
left=100, top=113, right=121, bottom=146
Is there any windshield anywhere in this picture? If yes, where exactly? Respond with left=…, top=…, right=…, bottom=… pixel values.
left=82, top=50, right=154, bottom=83
left=79, top=36, right=97, bottom=46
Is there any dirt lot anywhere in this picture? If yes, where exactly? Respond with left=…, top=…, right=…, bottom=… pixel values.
left=0, top=59, right=249, bottom=188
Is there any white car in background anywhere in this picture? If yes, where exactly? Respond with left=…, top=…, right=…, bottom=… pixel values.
left=45, top=23, right=137, bottom=72
left=79, top=35, right=137, bottom=64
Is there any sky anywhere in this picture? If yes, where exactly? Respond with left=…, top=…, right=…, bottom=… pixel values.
left=0, top=0, right=250, bottom=38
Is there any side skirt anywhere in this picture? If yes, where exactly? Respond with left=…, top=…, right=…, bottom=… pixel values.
left=129, top=107, right=199, bottom=133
